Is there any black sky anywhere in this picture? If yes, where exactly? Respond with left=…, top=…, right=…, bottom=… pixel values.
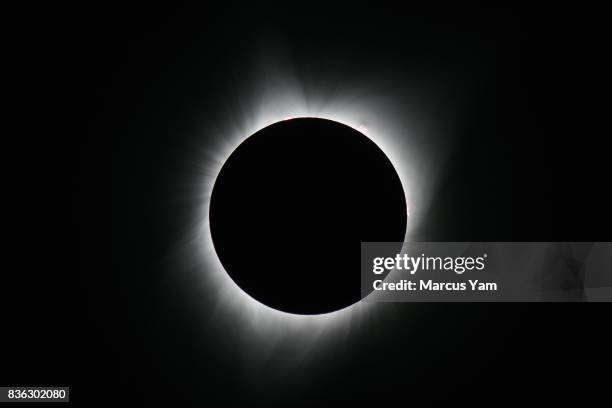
left=8, top=3, right=610, bottom=406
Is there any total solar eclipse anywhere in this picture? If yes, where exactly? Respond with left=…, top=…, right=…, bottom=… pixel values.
left=209, top=118, right=407, bottom=314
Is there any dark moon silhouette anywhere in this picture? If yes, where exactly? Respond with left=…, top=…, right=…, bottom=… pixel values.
left=209, top=118, right=407, bottom=314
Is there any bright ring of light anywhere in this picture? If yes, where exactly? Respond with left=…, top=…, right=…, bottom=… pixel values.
left=184, top=81, right=420, bottom=349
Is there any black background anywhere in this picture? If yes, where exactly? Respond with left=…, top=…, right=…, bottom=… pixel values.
left=8, top=3, right=610, bottom=406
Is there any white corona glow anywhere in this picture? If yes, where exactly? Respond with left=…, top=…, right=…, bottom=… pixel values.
left=177, top=60, right=439, bottom=356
